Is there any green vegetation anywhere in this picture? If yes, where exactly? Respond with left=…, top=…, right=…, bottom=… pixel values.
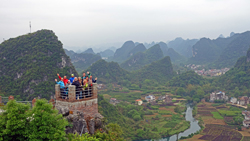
left=0, top=99, right=68, bottom=141
left=169, top=71, right=208, bottom=87
left=98, top=93, right=189, bottom=140
left=0, top=30, right=77, bottom=100
left=214, top=31, right=250, bottom=68
left=218, top=110, right=241, bottom=117
left=211, top=112, right=224, bottom=119
left=85, top=56, right=175, bottom=84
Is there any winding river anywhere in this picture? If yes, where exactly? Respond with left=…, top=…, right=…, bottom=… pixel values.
left=139, top=105, right=201, bottom=141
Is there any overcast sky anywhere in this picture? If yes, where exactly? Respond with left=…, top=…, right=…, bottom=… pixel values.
left=1, top=0, right=250, bottom=52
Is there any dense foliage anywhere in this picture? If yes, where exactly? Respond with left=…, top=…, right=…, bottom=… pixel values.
left=0, top=30, right=77, bottom=100
left=0, top=99, right=68, bottom=141
left=169, top=71, right=208, bottom=87
left=214, top=31, right=250, bottom=68
left=85, top=56, right=175, bottom=84
left=213, top=49, right=250, bottom=97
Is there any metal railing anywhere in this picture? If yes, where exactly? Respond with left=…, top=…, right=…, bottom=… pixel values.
left=60, top=88, right=69, bottom=99
left=59, top=85, right=93, bottom=100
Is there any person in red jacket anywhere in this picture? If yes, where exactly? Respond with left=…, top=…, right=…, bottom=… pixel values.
left=57, top=73, right=68, bottom=86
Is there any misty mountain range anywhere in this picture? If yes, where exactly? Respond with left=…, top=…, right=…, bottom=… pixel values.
left=64, top=31, right=250, bottom=73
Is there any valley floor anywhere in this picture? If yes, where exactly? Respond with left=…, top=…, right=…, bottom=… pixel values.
left=181, top=101, right=250, bottom=141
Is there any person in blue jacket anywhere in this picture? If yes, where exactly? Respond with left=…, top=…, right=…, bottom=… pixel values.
left=69, top=74, right=75, bottom=83
left=55, top=78, right=67, bottom=99
left=55, top=78, right=65, bottom=88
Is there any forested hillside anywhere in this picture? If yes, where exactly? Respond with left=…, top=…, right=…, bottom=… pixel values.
left=64, top=49, right=101, bottom=74
left=214, top=48, right=250, bottom=95
left=168, top=71, right=208, bottom=87
left=84, top=60, right=130, bottom=83
left=214, top=31, right=250, bottom=68
left=165, top=48, right=186, bottom=63
left=133, top=56, right=175, bottom=83
left=120, top=44, right=164, bottom=71
left=85, top=56, right=175, bottom=84
left=0, top=30, right=77, bottom=100
left=127, top=43, right=146, bottom=57
left=188, top=31, right=250, bottom=67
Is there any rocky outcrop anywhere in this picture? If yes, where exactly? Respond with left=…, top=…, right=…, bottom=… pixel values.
left=57, top=106, right=103, bottom=135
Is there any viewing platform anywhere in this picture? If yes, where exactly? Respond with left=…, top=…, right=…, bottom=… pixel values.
left=55, top=83, right=99, bottom=117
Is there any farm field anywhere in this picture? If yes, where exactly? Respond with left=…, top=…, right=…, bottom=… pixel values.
left=181, top=101, right=247, bottom=141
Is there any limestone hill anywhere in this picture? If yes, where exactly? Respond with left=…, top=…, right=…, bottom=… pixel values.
left=0, top=29, right=77, bottom=100
left=120, top=44, right=164, bottom=71
left=113, top=41, right=135, bottom=63
left=64, top=49, right=101, bottom=74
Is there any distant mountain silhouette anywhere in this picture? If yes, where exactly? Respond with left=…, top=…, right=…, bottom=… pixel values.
left=113, top=41, right=135, bottom=63
left=158, top=42, right=168, bottom=56
left=167, top=37, right=198, bottom=58
left=85, top=56, right=175, bottom=83
left=64, top=49, right=101, bottom=73
left=83, top=48, right=95, bottom=54
left=99, top=49, right=114, bottom=58
left=189, top=31, right=250, bottom=68
left=144, top=42, right=156, bottom=49
left=120, top=44, right=164, bottom=71
left=165, top=48, right=186, bottom=63
left=218, top=34, right=225, bottom=38
left=188, top=33, right=240, bottom=64
left=214, top=31, right=250, bottom=68
left=127, top=43, right=146, bottom=57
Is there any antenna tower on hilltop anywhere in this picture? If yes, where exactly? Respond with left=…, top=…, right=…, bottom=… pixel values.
left=29, top=21, right=31, bottom=33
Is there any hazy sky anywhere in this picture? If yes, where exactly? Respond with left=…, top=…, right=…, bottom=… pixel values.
left=1, top=0, right=250, bottom=52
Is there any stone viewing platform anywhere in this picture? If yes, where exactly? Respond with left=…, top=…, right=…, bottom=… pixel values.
left=55, top=83, right=103, bottom=135
left=55, top=83, right=99, bottom=117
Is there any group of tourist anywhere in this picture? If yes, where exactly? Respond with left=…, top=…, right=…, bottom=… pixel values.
left=55, top=72, right=97, bottom=99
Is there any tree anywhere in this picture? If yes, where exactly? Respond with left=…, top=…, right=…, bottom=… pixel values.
left=176, top=87, right=185, bottom=96
left=0, top=100, right=30, bottom=141
left=233, top=115, right=244, bottom=125
left=26, top=99, right=68, bottom=141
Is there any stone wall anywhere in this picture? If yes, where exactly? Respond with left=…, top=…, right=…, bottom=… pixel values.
left=55, top=98, right=98, bottom=117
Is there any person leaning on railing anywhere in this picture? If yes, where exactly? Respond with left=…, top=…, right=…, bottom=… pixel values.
left=64, top=80, right=71, bottom=98
left=78, top=77, right=83, bottom=99
left=72, top=77, right=81, bottom=99
left=55, top=78, right=67, bottom=99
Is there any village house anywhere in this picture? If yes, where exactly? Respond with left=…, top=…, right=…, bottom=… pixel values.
left=158, top=95, right=172, bottom=103
left=238, top=96, right=250, bottom=106
left=242, top=111, right=250, bottom=127
left=145, top=95, right=155, bottom=102
left=230, top=97, right=237, bottom=104
left=210, top=91, right=228, bottom=102
left=109, top=98, right=120, bottom=105
left=135, top=99, right=143, bottom=105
